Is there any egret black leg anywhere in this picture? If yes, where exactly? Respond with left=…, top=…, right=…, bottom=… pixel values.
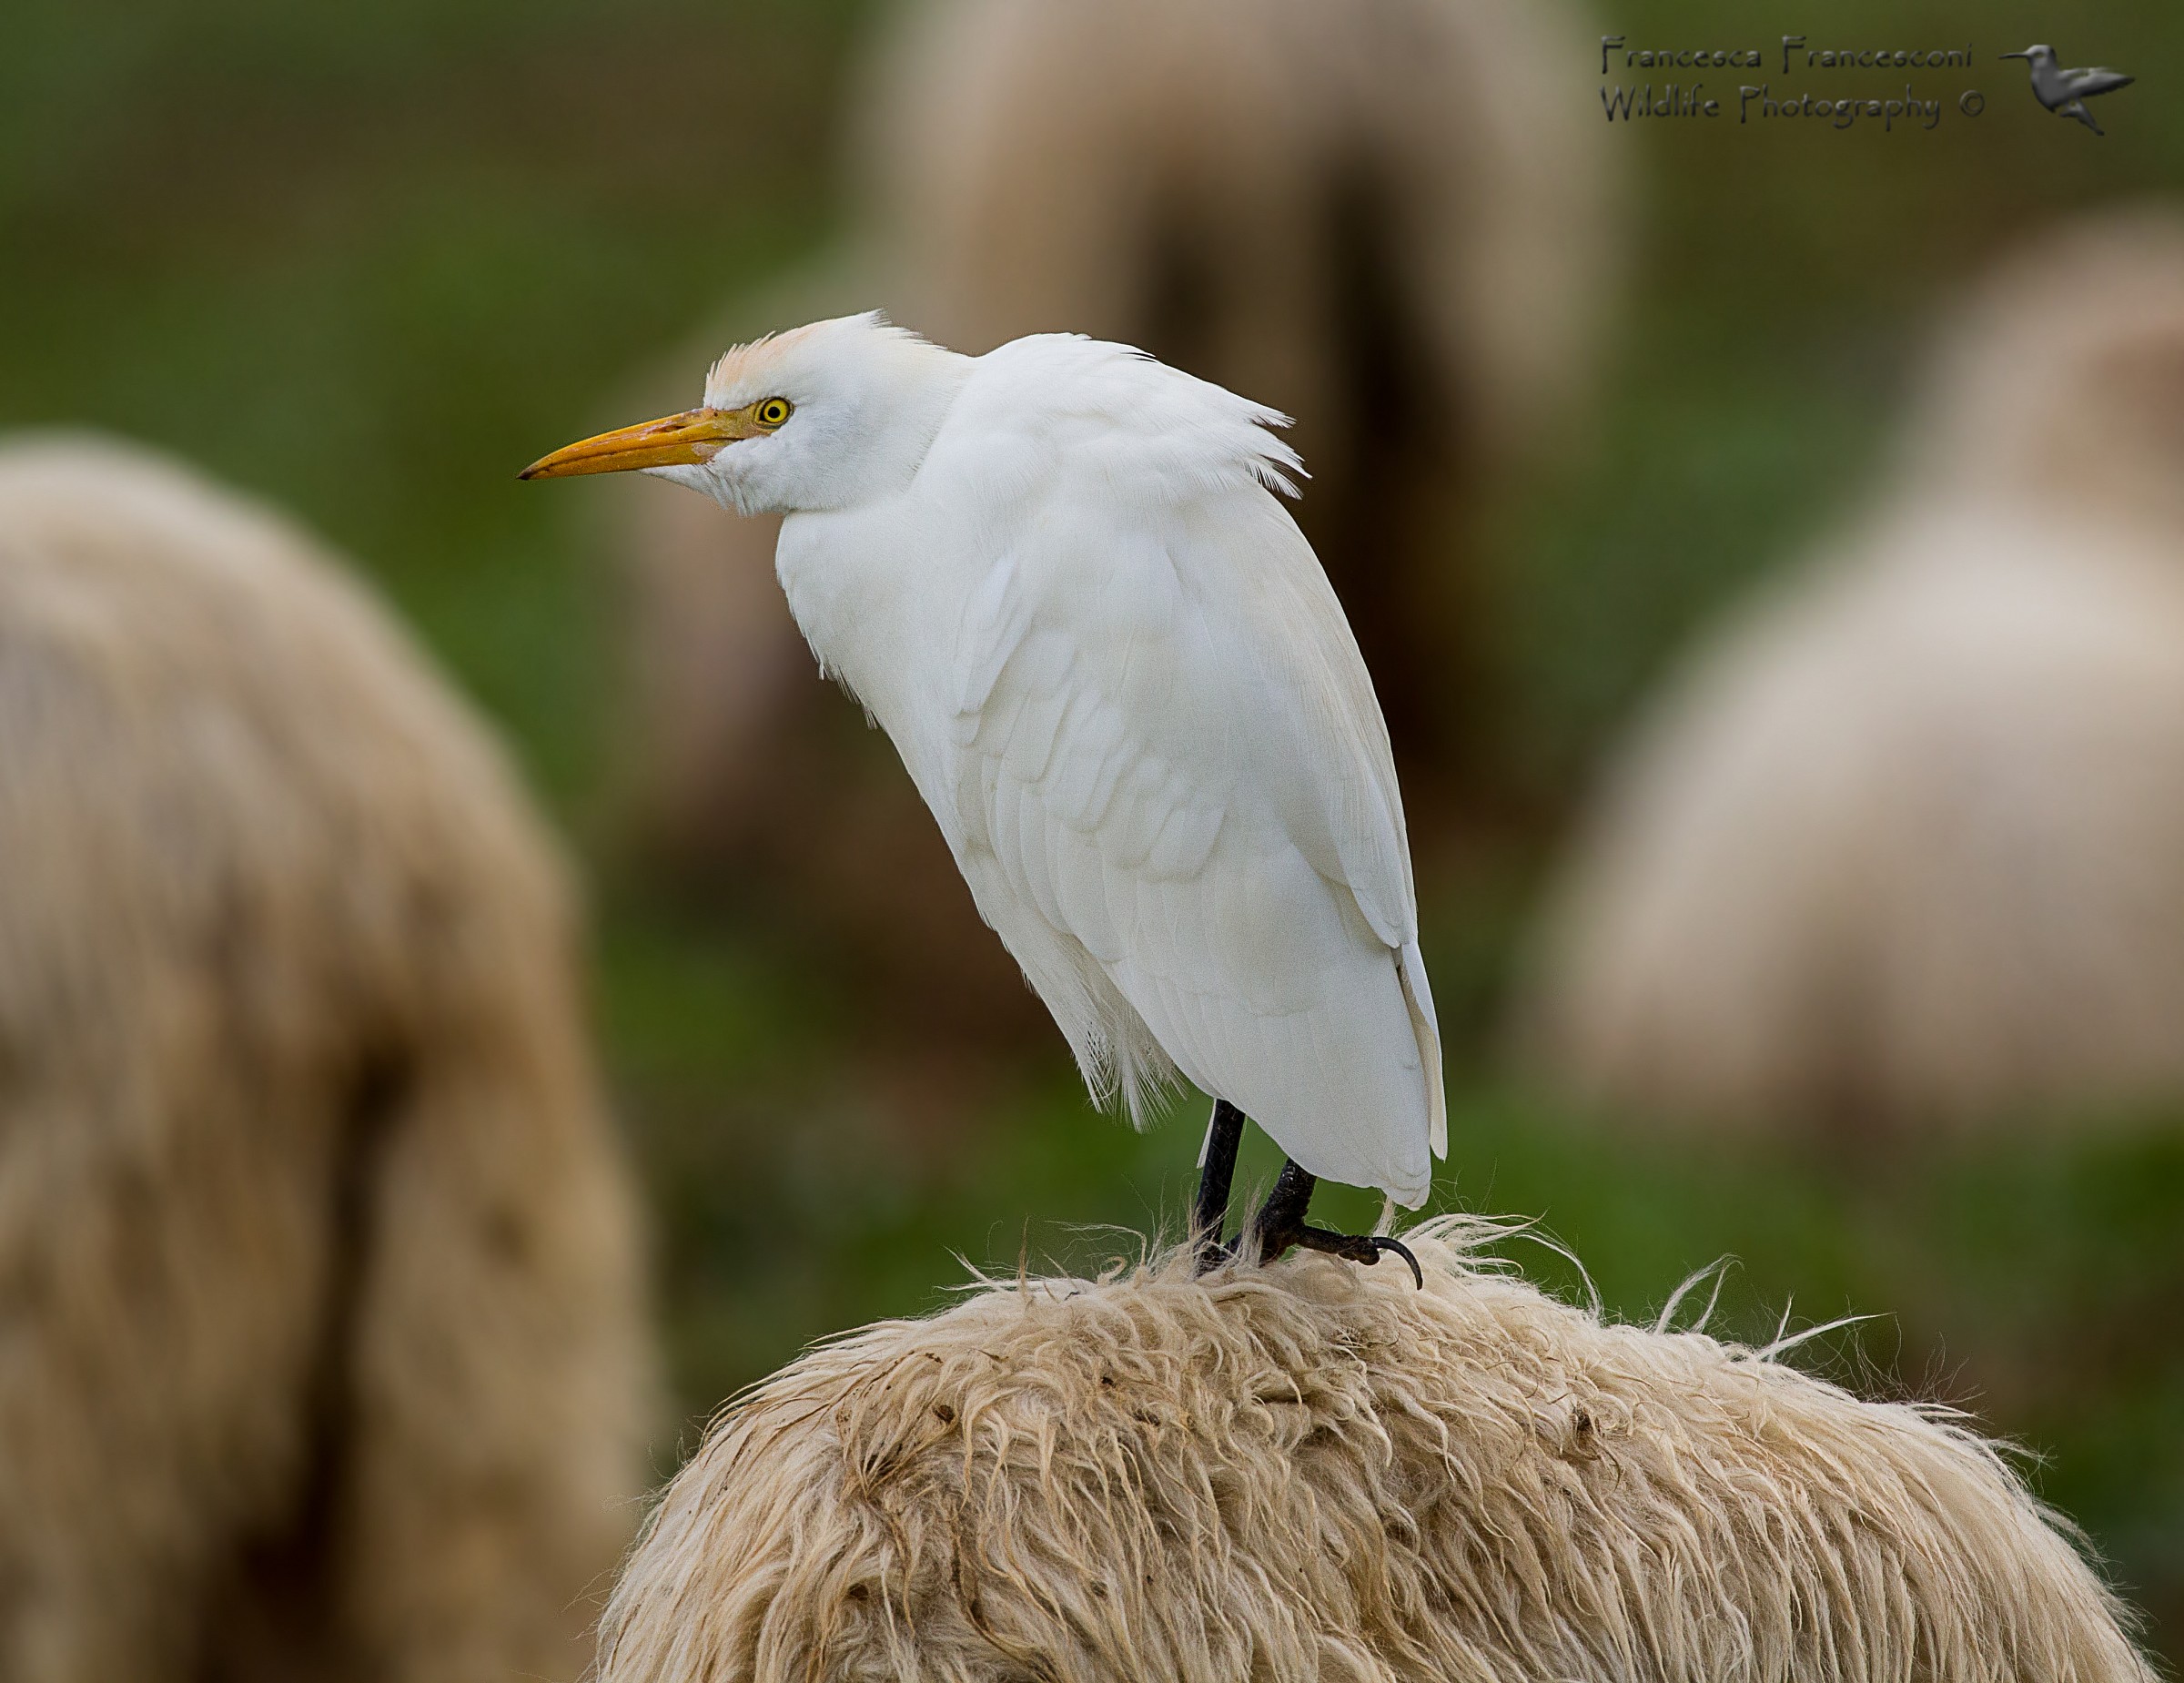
left=1192, top=1100, right=1247, bottom=1270
left=1249, top=1159, right=1422, bottom=1288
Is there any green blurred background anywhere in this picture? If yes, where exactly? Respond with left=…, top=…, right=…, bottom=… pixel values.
left=5, top=0, right=2179, bottom=1659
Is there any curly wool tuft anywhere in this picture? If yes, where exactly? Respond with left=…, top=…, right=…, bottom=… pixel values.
left=600, top=1220, right=2150, bottom=1683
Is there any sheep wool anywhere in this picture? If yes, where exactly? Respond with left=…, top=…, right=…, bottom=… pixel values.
left=0, top=435, right=653, bottom=1683
left=599, top=1222, right=2149, bottom=1683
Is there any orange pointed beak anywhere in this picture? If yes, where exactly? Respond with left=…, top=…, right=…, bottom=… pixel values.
left=519, top=406, right=762, bottom=480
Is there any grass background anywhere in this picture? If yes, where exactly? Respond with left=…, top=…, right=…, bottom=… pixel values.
left=4, top=0, right=2180, bottom=1658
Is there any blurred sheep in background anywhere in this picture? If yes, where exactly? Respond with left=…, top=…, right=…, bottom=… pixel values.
left=610, top=0, right=1621, bottom=1050
left=595, top=1223, right=2151, bottom=1683
left=1520, top=208, right=2184, bottom=1132
left=0, top=437, right=652, bottom=1682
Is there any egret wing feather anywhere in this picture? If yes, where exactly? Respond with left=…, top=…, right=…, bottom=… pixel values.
left=915, top=337, right=1442, bottom=1201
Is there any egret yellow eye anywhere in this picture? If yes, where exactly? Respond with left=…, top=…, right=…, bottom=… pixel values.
left=754, top=397, right=794, bottom=431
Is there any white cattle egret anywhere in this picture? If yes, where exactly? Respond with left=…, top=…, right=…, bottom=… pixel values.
left=526, top=313, right=1445, bottom=1268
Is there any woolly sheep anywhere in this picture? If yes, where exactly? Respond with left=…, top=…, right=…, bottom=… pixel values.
left=597, top=1222, right=2150, bottom=1683
left=1519, top=209, right=2184, bottom=1130
left=0, top=435, right=652, bottom=1681
left=608, top=0, right=1621, bottom=1032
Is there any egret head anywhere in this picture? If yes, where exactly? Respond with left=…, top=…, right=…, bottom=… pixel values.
left=521, top=312, right=966, bottom=514
left=2000, top=46, right=2053, bottom=63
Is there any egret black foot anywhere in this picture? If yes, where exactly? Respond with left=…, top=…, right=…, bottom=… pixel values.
left=1249, top=1160, right=1423, bottom=1289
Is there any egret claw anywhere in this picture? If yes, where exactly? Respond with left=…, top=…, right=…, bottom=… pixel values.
left=1248, top=1159, right=1424, bottom=1288
left=1370, top=1234, right=1425, bottom=1290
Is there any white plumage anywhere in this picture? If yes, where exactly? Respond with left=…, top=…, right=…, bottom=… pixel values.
left=529, top=315, right=1444, bottom=1206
